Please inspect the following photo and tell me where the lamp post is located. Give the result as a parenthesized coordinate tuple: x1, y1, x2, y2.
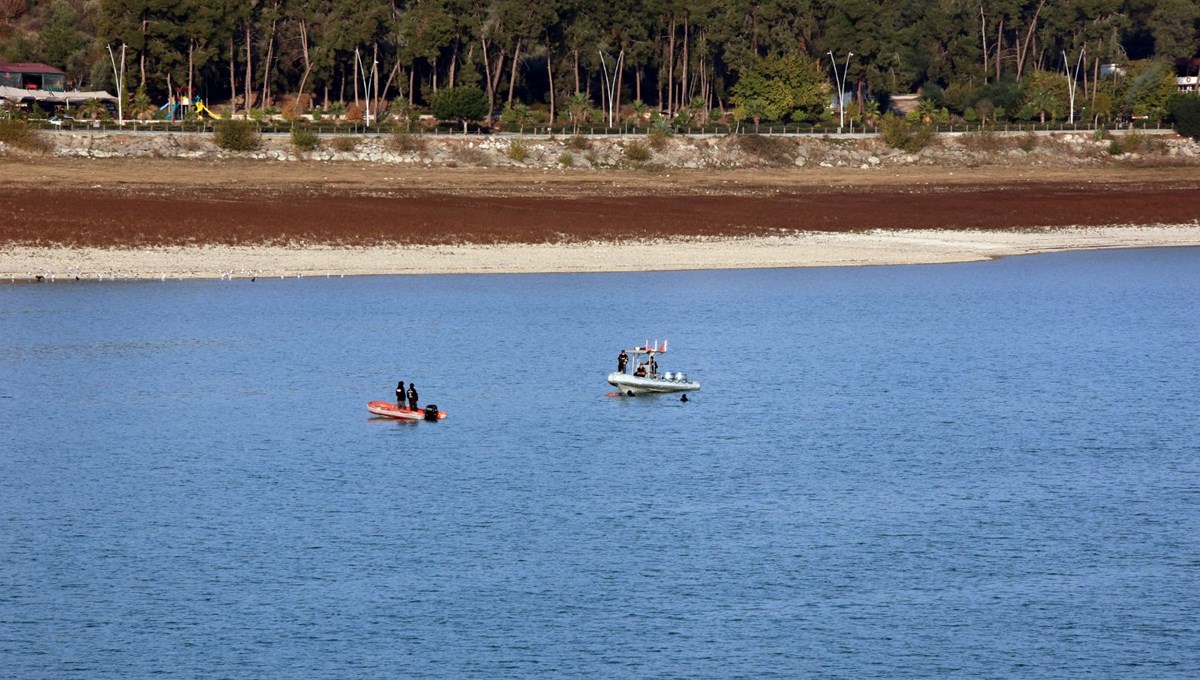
(107, 43, 126, 126)
(1063, 47, 1085, 124)
(599, 50, 624, 128)
(828, 51, 853, 133)
(354, 49, 378, 125)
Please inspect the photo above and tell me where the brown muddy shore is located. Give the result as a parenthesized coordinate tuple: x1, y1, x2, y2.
(2, 160, 1198, 248)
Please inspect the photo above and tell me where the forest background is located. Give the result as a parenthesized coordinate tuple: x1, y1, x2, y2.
(2, 0, 1199, 128)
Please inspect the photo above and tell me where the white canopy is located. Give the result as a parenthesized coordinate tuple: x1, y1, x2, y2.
(0, 85, 118, 106)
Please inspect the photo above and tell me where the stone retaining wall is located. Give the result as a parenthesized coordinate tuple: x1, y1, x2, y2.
(14, 128, 1200, 169)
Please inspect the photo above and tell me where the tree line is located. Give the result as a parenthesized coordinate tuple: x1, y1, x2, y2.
(2, 0, 1198, 126)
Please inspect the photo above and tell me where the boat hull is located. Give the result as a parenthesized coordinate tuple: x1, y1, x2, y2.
(367, 401, 446, 420)
(607, 372, 700, 396)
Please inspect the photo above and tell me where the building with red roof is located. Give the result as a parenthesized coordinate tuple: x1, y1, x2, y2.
(0, 63, 68, 92)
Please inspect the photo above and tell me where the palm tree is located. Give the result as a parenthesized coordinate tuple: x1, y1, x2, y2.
(630, 99, 649, 126)
(917, 97, 938, 125)
(566, 92, 592, 133)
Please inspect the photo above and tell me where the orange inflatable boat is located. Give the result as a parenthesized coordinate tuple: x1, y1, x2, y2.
(367, 401, 447, 421)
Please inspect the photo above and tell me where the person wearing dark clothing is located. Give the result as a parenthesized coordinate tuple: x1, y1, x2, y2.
(648, 354, 658, 377)
(617, 350, 629, 373)
(407, 384, 419, 411)
(396, 381, 405, 408)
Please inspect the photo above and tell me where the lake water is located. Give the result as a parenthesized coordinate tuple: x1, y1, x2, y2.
(3, 248, 1199, 678)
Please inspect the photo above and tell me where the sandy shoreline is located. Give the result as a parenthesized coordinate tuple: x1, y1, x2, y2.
(5, 225, 1199, 281)
(4, 158, 1200, 281)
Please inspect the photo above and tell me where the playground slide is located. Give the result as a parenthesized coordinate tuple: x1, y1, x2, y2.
(195, 102, 218, 119)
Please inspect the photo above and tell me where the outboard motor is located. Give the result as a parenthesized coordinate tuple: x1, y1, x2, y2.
(423, 404, 439, 421)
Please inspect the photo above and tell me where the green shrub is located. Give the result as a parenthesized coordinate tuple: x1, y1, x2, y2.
(507, 138, 528, 161)
(213, 119, 261, 151)
(648, 119, 673, 150)
(735, 134, 794, 165)
(1112, 130, 1167, 155)
(1016, 132, 1039, 152)
(1170, 97, 1200, 141)
(879, 114, 936, 153)
(451, 144, 488, 165)
(623, 140, 652, 163)
(557, 151, 575, 167)
(1108, 138, 1124, 155)
(0, 119, 52, 153)
(388, 130, 425, 153)
(330, 135, 359, 152)
(566, 134, 591, 151)
(959, 130, 1005, 153)
(290, 125, 320, 152)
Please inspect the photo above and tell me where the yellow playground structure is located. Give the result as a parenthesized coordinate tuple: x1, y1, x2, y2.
(195, 100, 219, 119)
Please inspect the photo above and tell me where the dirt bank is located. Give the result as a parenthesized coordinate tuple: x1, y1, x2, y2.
(2, 159, 1199, 248)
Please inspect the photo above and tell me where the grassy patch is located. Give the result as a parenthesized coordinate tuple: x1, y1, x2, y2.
(0, 119, 53, 153)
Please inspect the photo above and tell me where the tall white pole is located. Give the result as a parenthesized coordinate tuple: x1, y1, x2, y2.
(1064, 47, 1085, 124)
(599, 51, 623, 127)
(828, 51, 851, 132)
(107, 43, 125, 126)
(355, 49, 371, 125)
(843, 52, 853, 129)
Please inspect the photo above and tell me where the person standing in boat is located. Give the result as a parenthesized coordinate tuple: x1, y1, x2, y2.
(617, 349, 629, 373)
(648, 354, 658, 377)
(396, 380, 406, 408)
(407, 383, 419, 411)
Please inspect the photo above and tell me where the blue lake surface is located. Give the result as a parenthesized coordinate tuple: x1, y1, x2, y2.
(2, 248, 1199, 678)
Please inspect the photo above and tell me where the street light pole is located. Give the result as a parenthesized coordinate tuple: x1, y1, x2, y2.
(828, 51, 853, 132)
(1063, 47, 1085, 124)
(107, 43, 126, 126)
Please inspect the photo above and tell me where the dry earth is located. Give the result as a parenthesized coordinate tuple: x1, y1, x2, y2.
(2, 157, 1199, 279)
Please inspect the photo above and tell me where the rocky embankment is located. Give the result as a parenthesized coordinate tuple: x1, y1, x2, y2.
(11, 127, 1196, 170)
